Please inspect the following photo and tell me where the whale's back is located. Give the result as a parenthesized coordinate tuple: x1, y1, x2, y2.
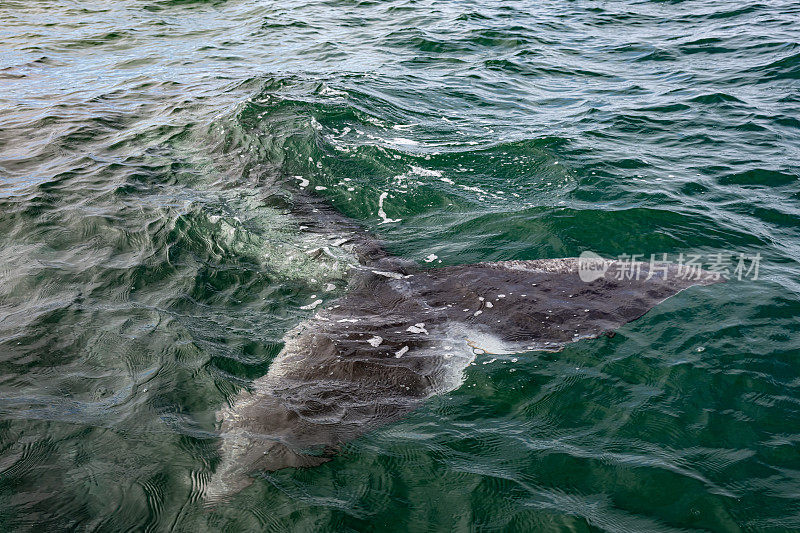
(206, 257, 720, 503)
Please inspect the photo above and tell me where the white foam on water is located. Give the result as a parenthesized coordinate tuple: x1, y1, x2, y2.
(300, 299, 323, 310)
(409, 165, 442, 178)
(377, 192, 401, 224)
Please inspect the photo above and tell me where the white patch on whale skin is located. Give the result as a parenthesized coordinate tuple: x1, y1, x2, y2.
(456, 327, 524, 357)
(394, 346, 409, 358)
(422, 323, 499, 394)
(406, 323, 428, 335)
(371, 270, 408, 279)
(367, 336, 383, 347)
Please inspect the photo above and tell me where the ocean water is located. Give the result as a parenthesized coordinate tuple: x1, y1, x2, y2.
(1, 0, 799, 531)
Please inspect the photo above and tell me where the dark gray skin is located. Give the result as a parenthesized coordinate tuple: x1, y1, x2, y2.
(205, 191, 721, 503)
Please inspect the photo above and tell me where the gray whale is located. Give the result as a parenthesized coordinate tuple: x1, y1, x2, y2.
(205, 191, 719, 503)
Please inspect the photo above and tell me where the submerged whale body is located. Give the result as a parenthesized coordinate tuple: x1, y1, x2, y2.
(205, 192, 720, 503)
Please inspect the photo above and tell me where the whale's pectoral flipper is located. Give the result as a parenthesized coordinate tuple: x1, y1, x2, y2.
(206, 257, 720, 503)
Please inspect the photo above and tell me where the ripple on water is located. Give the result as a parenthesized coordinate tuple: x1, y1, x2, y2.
(2, 0, 800, 530)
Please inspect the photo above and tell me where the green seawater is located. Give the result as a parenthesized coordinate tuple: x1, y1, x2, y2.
(1, 0, 799, 531)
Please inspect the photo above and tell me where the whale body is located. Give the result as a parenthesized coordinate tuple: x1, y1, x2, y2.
(205, 192, 719, 503)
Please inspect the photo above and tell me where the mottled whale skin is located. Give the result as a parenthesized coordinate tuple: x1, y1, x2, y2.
(205, 192, 719, 503)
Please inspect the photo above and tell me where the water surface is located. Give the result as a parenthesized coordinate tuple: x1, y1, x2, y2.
(1, 0, 799, 531)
